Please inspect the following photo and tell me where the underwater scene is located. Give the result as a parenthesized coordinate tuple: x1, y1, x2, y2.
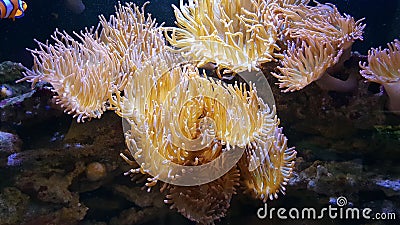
(0, 0, 400, 224)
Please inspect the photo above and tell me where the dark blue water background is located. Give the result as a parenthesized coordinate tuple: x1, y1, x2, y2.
(0, 0, 399, 67)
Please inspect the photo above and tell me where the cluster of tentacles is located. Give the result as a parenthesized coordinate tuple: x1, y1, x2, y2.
(111, 47, 296, 224)
(166, 0, 365, 92)
(360, 39, 400, 115)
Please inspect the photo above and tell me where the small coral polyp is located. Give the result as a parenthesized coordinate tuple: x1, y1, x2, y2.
(360, 39, 400, 115)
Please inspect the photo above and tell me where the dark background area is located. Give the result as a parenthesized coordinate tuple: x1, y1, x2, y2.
(0, 0, 175, 67)
(319, 0, 400, 54)
(0, 0, 399, 67)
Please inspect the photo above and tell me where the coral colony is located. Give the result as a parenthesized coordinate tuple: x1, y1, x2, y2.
(17, 0, 399, 224)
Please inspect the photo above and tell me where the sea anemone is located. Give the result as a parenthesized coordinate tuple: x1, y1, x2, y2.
(112, 51, 280, 186)
(112, 50, 296, 222)
(18, 2, 167, 122)
(270, 2, 364, 92)
(239, 127, 296, 201)
(164, 0, 281, 74)
(99, 2, 166, 89)
(273, 3, 365, 49)
(360, 39, 400, 115)
(18, 29, 119, 122)
(272, 37, 342, 92)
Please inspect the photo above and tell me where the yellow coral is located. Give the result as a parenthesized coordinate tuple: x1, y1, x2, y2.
(99, 2, 166, 89)
(360, 39, 400, 84)
(360, 39, 400, 114)
(19, 29, 119, 122)
(239, 127, 296, 201)
(111, 50, 296, 210)
(269, 2, 364, 92)
(164, 0, 280, 73)
(272, 37, 340, 92)
(111, 50, 285, 184)
(18, 2, 167, 122)
(273, 3, 365, 49)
